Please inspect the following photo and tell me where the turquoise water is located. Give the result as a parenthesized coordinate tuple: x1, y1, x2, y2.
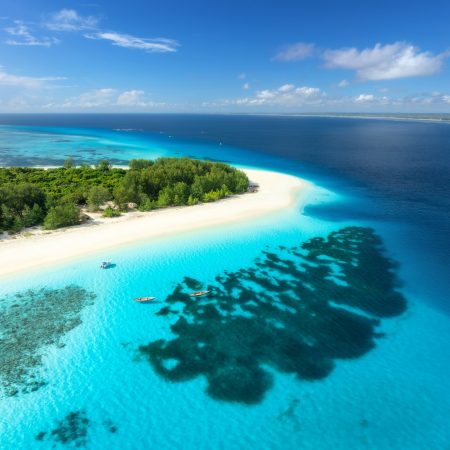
(0, 125, 171, 166)
(0, 120, 449, 449)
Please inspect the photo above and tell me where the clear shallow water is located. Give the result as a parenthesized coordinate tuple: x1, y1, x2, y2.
(0, 115, 449, 449)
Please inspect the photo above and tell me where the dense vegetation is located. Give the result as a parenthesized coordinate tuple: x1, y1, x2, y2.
(0, 158, 249, 233)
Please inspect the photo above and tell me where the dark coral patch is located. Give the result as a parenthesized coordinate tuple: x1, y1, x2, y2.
(156, 306, 177, 316)
(140, 227, 407, 404)
(35, 412, 118, 447)
(36, 411, 90, 447)
(102, 419, 118, 434)
(0, 286, 95, 397)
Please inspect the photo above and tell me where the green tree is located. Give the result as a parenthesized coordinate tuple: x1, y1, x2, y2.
(43, 204, 81, 230)
(113, 186, 130, 211)
(64, 157, 74, 169)
(129, 159, 154, 171)
(203, 190, 221, 202)
(172, 182, 189, 205)
(120, 170, 142, 204)
(138, 193, 155, 211)
(59, 190, 86, 207)
(22, 204, 45, 227)
(157, 186, 174, 207)
(190, 177, 204, 199)
(102, 206, 121, 218)
(9, 216, 23, 234)
(87, 185, 111, 211)
(234, 171, 249, 193)
(187, 195, 199, 206)
(219, 184, 231, 197)
(96, 159, 112, 171)
(0, 205, 16, 231)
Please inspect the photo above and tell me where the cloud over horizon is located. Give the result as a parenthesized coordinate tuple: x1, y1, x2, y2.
(41, 87, 164, 110)
(232, 83, 324, 106)
(0, 66, 65, 89)
(354, 94, 375, 103)
(117, 90, 147, 106)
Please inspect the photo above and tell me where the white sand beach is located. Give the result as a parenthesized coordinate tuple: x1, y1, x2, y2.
(0, 169, 309, 279)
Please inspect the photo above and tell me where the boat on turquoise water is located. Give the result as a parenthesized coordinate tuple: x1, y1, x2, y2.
(134, 296, 157, 303)
(189, 290, 211, 297)
(100, 261, 113, 269)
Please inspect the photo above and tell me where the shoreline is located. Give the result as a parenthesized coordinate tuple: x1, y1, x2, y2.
(0, 169, 309, 280)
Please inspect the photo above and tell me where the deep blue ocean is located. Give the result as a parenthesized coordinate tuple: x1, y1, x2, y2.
(0, 114, 449, 449)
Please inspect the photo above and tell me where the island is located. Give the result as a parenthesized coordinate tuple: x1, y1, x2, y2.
(0, 157, 307, 278)
(0, 157, 250, 232)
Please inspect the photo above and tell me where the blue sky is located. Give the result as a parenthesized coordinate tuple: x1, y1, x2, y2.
(1, 0, 450, 112)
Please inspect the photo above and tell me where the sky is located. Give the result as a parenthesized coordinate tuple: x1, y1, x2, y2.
(1, 0, 450, 113)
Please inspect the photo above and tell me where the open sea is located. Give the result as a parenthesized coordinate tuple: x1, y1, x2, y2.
(0, 114, 449, 449)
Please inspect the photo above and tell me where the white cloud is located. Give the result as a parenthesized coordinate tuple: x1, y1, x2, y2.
(242, 82, 250, 90)
(60, 88, 117, 108)
(405, 92, 450, 105)
(45, 9, 98, 31)
(295, 87, 321, 96)
(50, 88, 164, 109)
(338, 79, 349, 87)
(355, 94, 375, 103)
(232, 83, 324, 106)
(4, 20, 58, 46)
(353, 92, 450, 107)
(16, 9, 179, 55)
(1, 96, 32, 110)
(84, 32, 179, 53)
(256, 89, 276, 100)
(278, 84, 295, 92)
(274, 42, 315, 61)
(323, 42, 446, 81)
(0, 67, 65, 89)
(237, 73, 246, 80)
(117, 90, 147, 106)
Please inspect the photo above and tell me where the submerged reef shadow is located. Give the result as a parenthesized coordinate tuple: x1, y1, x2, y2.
(0, 285, 95, 397)
(36, 411, 90, 448)
(35, 411, 118, 448)
(139, 227, 407, 404)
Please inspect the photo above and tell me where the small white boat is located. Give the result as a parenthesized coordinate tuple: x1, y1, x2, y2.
(134, 296, 157, 303)
(189, 290, 211, 297)
(100, 261, 113, 269)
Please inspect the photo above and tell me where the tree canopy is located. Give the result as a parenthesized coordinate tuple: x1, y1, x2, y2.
(0, 157, 249, 233)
